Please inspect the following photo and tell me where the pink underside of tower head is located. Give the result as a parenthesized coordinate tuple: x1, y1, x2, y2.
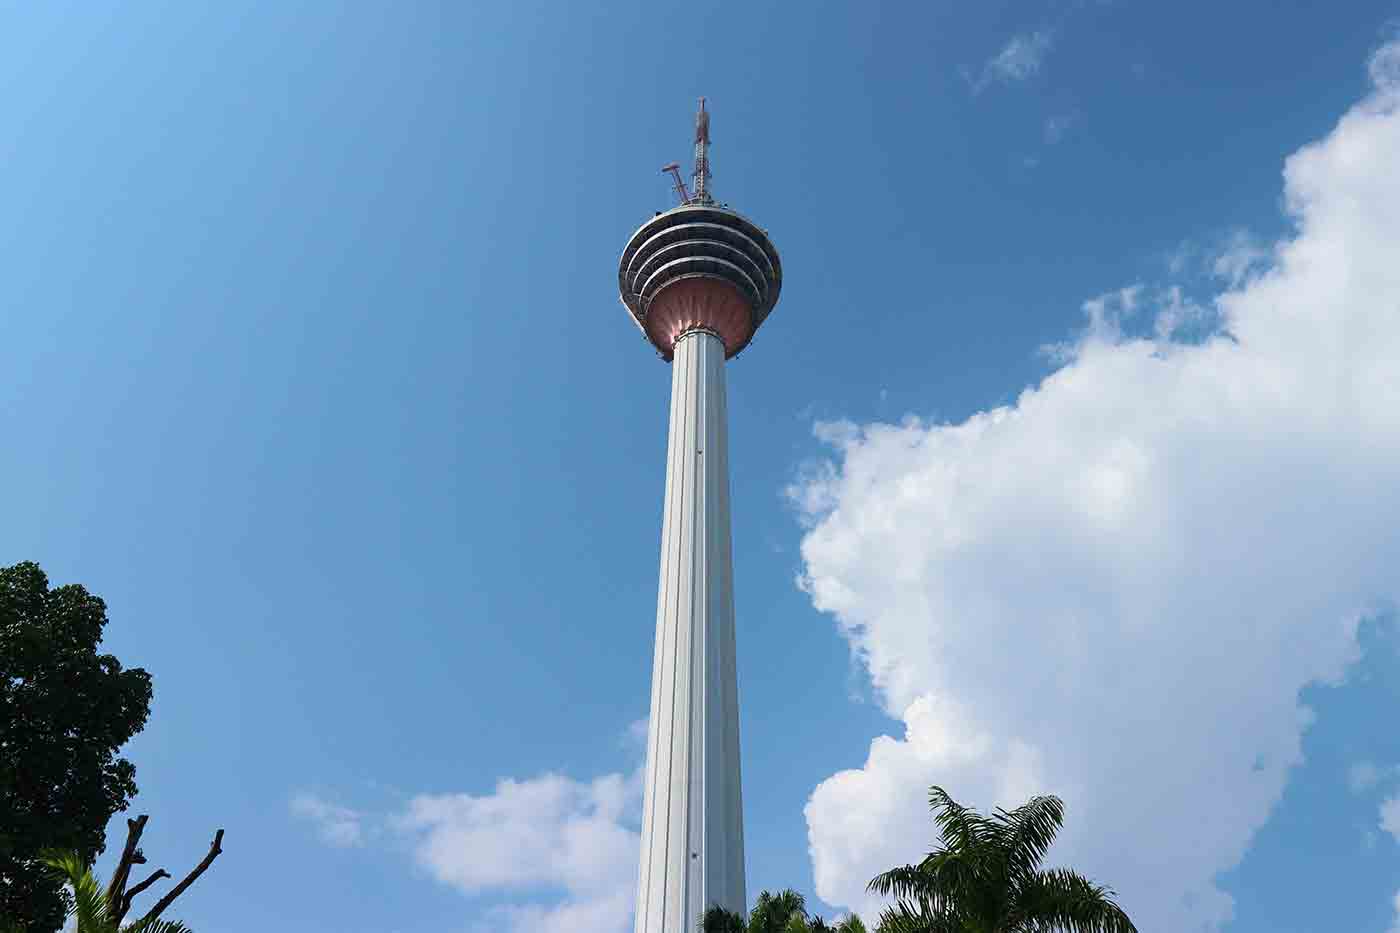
(645, 278, 753, 361)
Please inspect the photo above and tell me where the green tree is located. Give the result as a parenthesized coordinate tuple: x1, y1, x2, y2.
(1, 561, 154, 931)
(868, 786, 1137, 933)
(701, 905, 748, 933)
(700, 892, 867, 933)
(750, 889, 808, 933)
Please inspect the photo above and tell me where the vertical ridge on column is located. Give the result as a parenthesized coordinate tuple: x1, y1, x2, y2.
(636, 335, 675, 926)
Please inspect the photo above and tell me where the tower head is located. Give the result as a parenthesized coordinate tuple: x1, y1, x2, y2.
(618, 100, 783, 361)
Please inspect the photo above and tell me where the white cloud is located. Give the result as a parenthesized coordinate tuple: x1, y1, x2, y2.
(398, 770, 641, 933)
(1044, 114, 1075, 144)
(794, 39, 1400, 931)
(966, 30, 1055, 93)
(1371, 36, 1400, 88)
(296, 723, 647, 933)
(625, 717, 650, 753)
(1150, 285, 1210, 341)
(1381, 794, 1400, 842)
(1390, 888, 1400, 933)
(1039, 284, 1145, 361)
(1164, 230, 1269, 285)
(1211, 230, 1269, 287)
(1349, 760, 1383, 793)
(290, 792, 365, 848)
(989, 30, 1054, 82)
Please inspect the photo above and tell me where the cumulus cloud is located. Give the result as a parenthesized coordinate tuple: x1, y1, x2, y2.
(1381, 794, 1400, 842)
(1041, 283, 1196, 362)
(1211, 230, 1270, 287)
(294, 723, 646, 932)
(1164, 230, 1270, 285)
(966, 30, 1055, 92)
(1370, 36, 1400, 87)
(398, 770, 641, 933)
(290, 792, 365, 848)
(794, 39, 1400, 931)
(1349, 760, 1383, 793)
(1390, 888, 1400, 933)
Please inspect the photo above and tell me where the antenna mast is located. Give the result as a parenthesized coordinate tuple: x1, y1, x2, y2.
(657, 99, 715, 207)
(692, 97, 713, 204)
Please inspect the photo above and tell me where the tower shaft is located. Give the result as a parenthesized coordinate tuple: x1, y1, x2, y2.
(635, 328, 745, 932)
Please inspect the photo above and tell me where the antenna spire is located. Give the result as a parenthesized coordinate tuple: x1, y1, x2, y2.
(692, 97, 713, 204)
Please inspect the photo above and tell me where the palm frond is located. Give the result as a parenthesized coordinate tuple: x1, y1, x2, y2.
(926, 786, 992, 855)
(991, 794, 1064, 882)
(124, 921, 194, 933)
(1010, 867, 1136, 933)
(834, 915, 869, 933)
(874, 900, 966, 933)
(40, 849, 113, 932)
(699, 905, 747, 933)
(868, 849, 985, 917)
(36, 849, 199, 933)
(751, 889, 810, 933)
(868, 864, 934, 901)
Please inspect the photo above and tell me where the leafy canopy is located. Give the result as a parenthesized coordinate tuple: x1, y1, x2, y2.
(700, 890, 867, 933)
(1, 561, 153, 932)
(868, 786, 1137, 933)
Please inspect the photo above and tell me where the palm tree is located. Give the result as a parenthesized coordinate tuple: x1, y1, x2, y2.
(868, 786, 1137, 933)
(750, 889, 809, 933)
(702, 905, 749, 933)
(802, 914, 869, 933)
(701, 891, 868, 933)
(39, 851, 193, 933)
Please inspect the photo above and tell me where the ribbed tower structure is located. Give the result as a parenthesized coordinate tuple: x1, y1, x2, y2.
(618, 100, 782, 933)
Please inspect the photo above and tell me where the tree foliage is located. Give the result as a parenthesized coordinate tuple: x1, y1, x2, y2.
(1, 561, 153, 931)
(34, 849, 193, 933)
(868, 786, 1137, 933)
(750, 889, 808, 933)
(702, 905, 749, 933)
(699, 890, 866, 933)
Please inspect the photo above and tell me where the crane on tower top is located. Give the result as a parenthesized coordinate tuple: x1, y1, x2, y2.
(661, 162, 690, 204)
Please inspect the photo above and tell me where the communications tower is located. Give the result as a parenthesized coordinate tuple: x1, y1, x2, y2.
(618, 99, 783, 933)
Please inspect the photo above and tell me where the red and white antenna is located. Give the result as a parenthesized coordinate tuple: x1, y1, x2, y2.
(692, 97, 712, 204)
(659, 98, 715, 206)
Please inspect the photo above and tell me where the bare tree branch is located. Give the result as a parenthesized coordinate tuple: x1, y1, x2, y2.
(136, 829, 224, 926)
(115, 868, 171, 924)
(104, 814, 149, 906)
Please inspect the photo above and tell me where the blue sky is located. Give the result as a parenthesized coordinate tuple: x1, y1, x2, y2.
(4, 2, 1400, 931)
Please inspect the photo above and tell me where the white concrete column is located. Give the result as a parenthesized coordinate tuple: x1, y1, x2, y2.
(634, 328, 746, 933)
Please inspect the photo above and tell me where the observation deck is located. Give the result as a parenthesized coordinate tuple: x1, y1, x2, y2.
(617, 202, 782, 361)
